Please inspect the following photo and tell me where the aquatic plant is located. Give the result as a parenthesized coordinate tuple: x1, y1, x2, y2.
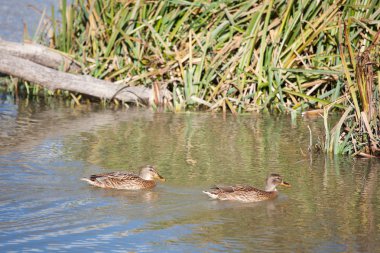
(322, 30, 380, 156)
(25, 0, 376, 113)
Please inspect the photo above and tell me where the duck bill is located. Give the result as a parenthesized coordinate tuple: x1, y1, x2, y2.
(156, 173, 166, 182)
(281, 181, 291, 187)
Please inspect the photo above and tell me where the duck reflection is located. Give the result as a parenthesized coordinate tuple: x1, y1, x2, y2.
(87, 187, 161, 204)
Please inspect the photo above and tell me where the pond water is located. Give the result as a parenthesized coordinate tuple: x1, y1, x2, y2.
(2, 1, 380, 252)
(0, 95, 379, 252)
(0, 0, 60, 42)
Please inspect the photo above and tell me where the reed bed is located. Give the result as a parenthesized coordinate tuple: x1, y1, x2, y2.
(322, 30, 380, 156)
(28, 0, 376, 112)
(19, 0, 380, 155)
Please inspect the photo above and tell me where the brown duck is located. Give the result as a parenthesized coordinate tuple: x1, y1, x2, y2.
(203, 173, 290, 202)
(81, 165, 165, 190)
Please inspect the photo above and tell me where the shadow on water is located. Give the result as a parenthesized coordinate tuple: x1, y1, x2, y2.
(0, 96, 380, 252)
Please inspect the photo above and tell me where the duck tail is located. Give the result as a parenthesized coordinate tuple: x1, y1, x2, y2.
(81, 177, 98, 186)
(202, 190, 219, 199)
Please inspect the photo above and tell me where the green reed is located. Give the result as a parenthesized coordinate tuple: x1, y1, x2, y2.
(322, 28, 380, 157)
(41, 0, 378, 112)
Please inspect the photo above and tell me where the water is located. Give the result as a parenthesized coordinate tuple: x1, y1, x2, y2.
(1, 96, 380, 252)
(1, 1, 380, 252)
(0, 0, 60, 42)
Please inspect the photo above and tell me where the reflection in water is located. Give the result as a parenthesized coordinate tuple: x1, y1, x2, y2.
(0, 97, 380, 252)
(357, 162, 378, 253)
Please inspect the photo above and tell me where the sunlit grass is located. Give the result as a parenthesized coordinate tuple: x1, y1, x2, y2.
(28, 0, 376, 114)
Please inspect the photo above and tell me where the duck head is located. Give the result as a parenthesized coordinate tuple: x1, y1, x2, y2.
(139, 165, 165, 182)
(265, 173, 290, 191)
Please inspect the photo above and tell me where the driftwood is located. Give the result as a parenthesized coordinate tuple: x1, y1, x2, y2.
(0, 39, 81, 72)
(0, 39, 168, 105)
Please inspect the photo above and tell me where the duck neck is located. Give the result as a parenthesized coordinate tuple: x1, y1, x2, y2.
(140, 174, 154, 181)
(265, 185, 277, 192)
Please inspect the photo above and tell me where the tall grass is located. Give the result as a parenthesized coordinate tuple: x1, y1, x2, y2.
(30, 0, 378, 114)
(323, 30, 380, 156)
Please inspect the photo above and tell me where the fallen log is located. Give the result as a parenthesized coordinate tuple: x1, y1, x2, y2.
(0, 38, 81, 72)
(0, 52, 166, 104)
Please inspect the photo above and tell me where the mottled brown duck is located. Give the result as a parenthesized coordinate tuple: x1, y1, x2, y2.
(81, 165, 165, 190)
(203, 173, 290, 202)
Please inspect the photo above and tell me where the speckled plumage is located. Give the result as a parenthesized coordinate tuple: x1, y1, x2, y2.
(81, 165, 165, 190)
(203, 174, 290, 202)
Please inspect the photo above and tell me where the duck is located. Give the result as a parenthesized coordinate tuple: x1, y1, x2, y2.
(202, 173, 290, 202)
(81, 165, 165, 190)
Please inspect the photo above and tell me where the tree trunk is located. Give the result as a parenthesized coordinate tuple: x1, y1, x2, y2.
(0, 39, 81, 72)
(0, 39, 169, 105)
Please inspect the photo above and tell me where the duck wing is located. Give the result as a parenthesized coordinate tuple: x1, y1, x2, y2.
(83, 171, 143, 189)
(204, 184, 276, 202)
(210, 184, 257, 193)
(89, 172, 139, 182)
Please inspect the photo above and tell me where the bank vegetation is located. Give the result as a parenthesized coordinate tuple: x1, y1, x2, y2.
(1, 0, 379, 156)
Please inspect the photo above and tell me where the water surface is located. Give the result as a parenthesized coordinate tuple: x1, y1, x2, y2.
(2, 1, 380, 252)
(0, 0, 61, 42)
(0, 96, 380, 252)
